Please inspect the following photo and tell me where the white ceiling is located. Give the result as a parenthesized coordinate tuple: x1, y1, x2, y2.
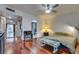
(7, 4, 79, 16)
(7, 4, 42, 16)
(6, 4, 79, 27)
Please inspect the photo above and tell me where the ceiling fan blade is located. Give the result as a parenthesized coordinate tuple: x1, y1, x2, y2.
(53, 4, 59, 8)
(42, 4, 45, 7)
(47, 4, 50, 9)
(52, 10, 57, 13)
(75, 26, 79, 31)
(47, 4, 50, 7)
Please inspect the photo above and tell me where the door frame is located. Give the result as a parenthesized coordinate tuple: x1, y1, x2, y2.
(6, 23, 15, 42)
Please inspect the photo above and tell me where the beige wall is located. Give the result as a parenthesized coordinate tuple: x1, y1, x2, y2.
(37, 12, 78, 37)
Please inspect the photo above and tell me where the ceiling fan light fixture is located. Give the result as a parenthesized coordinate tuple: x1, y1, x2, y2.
(45, 9, 51, 13)
(42, 4, 59, 13)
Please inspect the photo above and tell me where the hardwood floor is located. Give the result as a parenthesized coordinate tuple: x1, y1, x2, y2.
(4, 37, 79, 54)
(5, 38, 52, 54)
(75, 44, 79, 54)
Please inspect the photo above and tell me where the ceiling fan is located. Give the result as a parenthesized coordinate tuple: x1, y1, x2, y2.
(42, 4, 59, 13)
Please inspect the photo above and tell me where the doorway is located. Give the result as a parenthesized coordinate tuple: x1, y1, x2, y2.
(5, 16, 22, 53)
(6, 23, 15, 42)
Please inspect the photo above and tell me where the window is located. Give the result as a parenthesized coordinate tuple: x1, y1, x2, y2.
(32, 20, 37, 35)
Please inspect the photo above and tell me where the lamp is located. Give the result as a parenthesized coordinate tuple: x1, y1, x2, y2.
(42, 24, 49, 36)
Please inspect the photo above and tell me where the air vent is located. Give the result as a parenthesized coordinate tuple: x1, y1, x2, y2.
(6, 7, 15, 12)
